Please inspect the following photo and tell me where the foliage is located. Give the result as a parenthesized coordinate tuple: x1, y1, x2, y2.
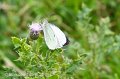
(0, 0, 120, 79)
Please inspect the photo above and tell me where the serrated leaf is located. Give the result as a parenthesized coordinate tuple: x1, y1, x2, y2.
(23, 44, 31, 51)
(11, 37, 21, 48)
(48, 75, 59, 79)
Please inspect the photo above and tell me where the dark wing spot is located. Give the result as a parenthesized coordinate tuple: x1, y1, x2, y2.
(63, 36, 70, 46)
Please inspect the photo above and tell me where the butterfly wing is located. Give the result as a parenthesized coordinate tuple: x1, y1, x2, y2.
(42, 20, 60, 50)
(42, 20, 67, 50)
(50, 24, 67, 47)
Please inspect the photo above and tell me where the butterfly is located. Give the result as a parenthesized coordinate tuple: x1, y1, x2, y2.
(41, 20, 69, 50)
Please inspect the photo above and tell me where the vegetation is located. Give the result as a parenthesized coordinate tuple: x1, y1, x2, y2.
(0, 0, 120, 79)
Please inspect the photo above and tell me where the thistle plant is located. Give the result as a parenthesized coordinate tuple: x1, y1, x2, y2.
(29, 23, 42, 40)
(11, 20, 84, 79)
(6, 5, 120, 79)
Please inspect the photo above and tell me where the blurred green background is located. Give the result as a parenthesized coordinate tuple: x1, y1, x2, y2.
(0, 0, 120, 79)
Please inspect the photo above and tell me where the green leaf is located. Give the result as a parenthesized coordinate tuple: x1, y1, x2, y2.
(23, 43, 31, 51)
(11, 37, 21, 48)
(48, 75, 59, 79)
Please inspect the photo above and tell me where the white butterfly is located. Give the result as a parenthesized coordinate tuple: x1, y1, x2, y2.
(41, 20, 69, 50)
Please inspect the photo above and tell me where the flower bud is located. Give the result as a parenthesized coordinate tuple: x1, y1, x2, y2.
(29, 23, 42, 40)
